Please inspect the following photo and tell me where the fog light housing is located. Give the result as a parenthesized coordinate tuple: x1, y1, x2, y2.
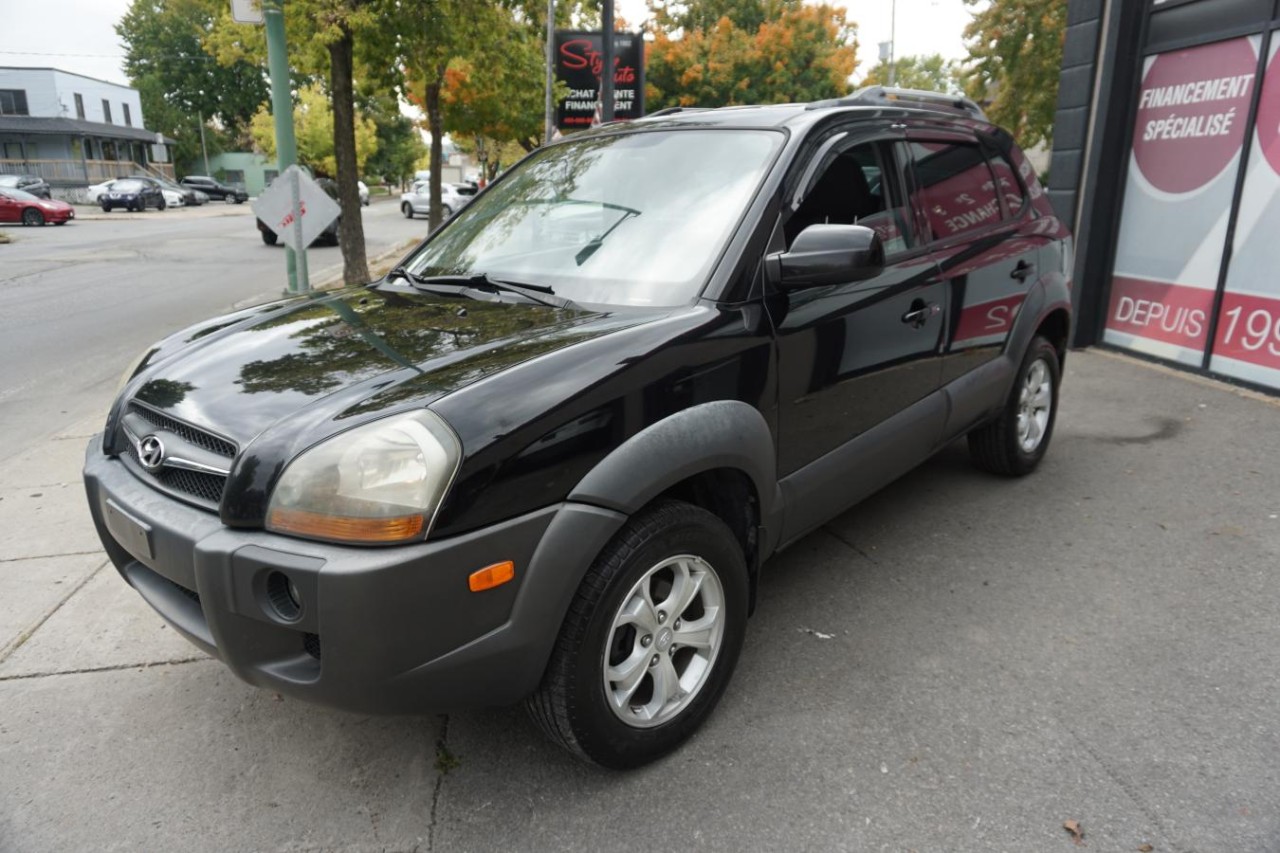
(267, 571, 302, 621)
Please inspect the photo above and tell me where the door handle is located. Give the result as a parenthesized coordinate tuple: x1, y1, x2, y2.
(901, 301, 939, 328)
(1011, 260, 1036, 282)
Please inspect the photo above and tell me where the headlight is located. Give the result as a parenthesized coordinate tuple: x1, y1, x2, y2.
(266, 410, 462, 545)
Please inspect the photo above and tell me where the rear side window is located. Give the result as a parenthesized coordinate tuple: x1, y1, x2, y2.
(906, 141, 1002, 242)
(986, 150, 1027, 216)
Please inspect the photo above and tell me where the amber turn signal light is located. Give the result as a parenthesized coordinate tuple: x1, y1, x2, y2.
(469, 561, 515, 592)
(267, 508, 424, 543)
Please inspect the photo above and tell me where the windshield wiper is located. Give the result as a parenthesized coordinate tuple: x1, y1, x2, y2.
(401, 272, 573, 310)
(575, 209, 640, 266)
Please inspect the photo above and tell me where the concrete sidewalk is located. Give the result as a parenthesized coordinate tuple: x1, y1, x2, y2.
(1, 350, 1277, 852)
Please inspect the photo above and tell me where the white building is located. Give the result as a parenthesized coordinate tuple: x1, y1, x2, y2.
(0, 67, 175, 191)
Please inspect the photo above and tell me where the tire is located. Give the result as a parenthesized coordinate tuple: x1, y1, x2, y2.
(21, 208, 45, 226)
(261, 229, 278, 246)
(101, 203, 112, 213)
(224, 195, 235, 205)
(442, 204, 453, 217)
(158, 198, 167, 211)
(401, 202, 414, 219)
(526, 500, 749, 769)
(968, 335, 1061, 476)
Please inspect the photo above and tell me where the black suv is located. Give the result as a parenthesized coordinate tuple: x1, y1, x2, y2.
(179, 175, 248, 203)
(0, 173, 51, 199)
(84, 88, 1072, 769)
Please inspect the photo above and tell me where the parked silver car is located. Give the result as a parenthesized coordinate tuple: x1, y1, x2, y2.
(399, 180, 476, 219)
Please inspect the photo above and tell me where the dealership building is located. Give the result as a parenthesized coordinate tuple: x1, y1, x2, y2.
(1048, 0, 1280, 392)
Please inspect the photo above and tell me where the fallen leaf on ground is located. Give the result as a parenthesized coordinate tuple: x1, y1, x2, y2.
(1063, 819, 1084, 845)
(1138, 844, 1153, 852)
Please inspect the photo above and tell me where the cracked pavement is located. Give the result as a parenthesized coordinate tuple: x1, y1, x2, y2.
(2, 311, 1279, 849)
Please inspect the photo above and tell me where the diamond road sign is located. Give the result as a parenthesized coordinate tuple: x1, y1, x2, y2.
(252, 165, 341, 254)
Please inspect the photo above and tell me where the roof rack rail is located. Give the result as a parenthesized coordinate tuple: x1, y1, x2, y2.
(646, 106, 709, 117)
(808, 86, 987, 121)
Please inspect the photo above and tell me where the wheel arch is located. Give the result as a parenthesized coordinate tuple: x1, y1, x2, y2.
(568, 400, 778, 612)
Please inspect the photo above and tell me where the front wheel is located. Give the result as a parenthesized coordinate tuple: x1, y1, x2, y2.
(401, 202, 414, 219)
(968, 335, 1061, 476)
(526, 500, 748, 769)
(22, 208, 45, 226)
(261, 229, 277, 246)
(157, 198, 166, 211)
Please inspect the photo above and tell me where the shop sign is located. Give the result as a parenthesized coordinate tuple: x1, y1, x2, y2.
(1210, 40, 1280, 389)
(554, 31, 645, 130)
(1104, 36, 1260, 366)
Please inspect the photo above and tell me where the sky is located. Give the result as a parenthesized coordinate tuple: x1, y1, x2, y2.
(0, 0, 978, 88)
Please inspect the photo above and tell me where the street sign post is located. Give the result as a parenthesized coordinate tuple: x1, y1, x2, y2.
(252, 165, 340, 291)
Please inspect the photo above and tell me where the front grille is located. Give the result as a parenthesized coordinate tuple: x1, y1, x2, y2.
(303, 633, 322, 661)
(124, 442, 228, 506)
(129, 403, 237, 458)
(121, 404, 236, 508)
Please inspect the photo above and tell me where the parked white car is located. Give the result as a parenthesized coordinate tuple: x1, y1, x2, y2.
(160, 188, 185, 208)
(86, 180, 113, 203)
(358, 180, 370, 206)
(399, 180, 476, 219)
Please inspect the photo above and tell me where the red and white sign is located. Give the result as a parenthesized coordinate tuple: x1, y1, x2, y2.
(1131, 38, 1256, 194)
(1210, 40, 1280, 388)
(1106, 36, 1259, 367)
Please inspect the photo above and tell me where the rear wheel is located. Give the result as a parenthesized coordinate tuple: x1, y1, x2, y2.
(261, 229, 278, 246)
(968, 335, 1060, 476)
(21, 208, 45, 226)
(526, 500, 748, 769)
(224, 195, 235, 205)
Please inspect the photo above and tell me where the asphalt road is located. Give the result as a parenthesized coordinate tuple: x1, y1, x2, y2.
(0, 199, 426, 469)
(1, 210, 1279, 851)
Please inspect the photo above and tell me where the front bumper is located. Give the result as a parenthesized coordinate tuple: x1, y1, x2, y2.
(84, 438, 626, 713)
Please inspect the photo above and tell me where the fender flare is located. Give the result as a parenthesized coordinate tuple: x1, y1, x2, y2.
(569, 400, 777, 523)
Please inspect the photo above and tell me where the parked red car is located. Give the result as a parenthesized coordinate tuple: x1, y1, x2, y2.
(0, 187, 75, 226)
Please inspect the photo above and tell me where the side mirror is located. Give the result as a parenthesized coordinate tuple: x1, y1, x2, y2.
(766, 224, 885, 290)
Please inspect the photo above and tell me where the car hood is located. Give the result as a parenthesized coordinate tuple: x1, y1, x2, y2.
(122, 284, 653, 449)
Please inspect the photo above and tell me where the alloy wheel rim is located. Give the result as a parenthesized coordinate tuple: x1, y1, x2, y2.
(1016, 358, 1053, 453)
(602, 554, 725, 729)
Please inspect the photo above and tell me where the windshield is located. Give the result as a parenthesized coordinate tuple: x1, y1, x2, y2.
(0, 176, 21, 187)
(113, 180, 145, 192)
(402, 129, 782, 307)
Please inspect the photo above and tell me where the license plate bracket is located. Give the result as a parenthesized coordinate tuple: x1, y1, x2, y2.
(104, 497, 154, 562)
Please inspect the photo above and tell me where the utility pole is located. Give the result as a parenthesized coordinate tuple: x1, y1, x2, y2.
(262, 0, 307, 294)
(888, 0, 897, 86)
(544, 0, 556, 144)
(601, 0, 614, 122)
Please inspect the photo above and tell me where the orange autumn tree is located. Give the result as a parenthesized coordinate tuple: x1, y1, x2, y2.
(646, 0, 858, 109)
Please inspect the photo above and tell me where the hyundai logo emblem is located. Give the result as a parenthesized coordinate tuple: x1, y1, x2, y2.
(138, 435, 166, 471)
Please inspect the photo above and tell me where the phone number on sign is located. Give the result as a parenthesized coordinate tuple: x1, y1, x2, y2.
(1215, 293, 1280, 368)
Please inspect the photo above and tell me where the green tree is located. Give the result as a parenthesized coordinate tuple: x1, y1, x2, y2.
(116, 0, 268, 167)
(645, 2, 857, 109)
(363, 110, 428, 186)
(962, 0, 1067, 148)
(249, 83, 378, 177)
(860, 53, 963, 95)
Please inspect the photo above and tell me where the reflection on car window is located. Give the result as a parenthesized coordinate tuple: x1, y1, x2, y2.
(986, 151, 1026, 217)
(405, 129, 782, 308)
(907, 141, 1002, 241)
(788, 141, 912, 255)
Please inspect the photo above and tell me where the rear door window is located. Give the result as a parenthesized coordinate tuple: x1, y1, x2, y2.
(905, 140, 1003, 243)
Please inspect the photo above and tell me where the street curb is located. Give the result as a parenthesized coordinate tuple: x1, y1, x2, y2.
(231, 237, 418, 310)
(74, 205, 254, 222)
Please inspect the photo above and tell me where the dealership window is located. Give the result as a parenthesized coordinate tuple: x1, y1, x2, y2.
(102, 99, 112, 124)
(0, 89, 29, 116)
(74, 93, 85, 119)
(123, 103, 132, 127)
(906, 140, 1002, 242)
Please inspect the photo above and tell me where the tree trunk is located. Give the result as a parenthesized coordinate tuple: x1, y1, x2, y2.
(329, 23, 369, 284)
(425, 65, 445, 232)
